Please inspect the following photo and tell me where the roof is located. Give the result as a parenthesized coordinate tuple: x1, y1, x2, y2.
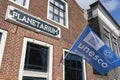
(89, 0, 120, 28)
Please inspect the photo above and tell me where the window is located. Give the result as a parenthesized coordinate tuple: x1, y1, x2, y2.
(24, 42, 48, 72)
(64, 51, 83, 80)
(103, 29, 111, 48)
(103, 28, 119, 56)
(48, 0, 68, 28)
(10, 0, 30, 9)
(112, 36, 119, 56)
(87, 9, 93, 19)
(19, 38, 53, 80)
(0, 29, 7, 68)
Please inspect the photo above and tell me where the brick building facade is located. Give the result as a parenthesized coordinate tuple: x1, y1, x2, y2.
(0, 0, 116, 80)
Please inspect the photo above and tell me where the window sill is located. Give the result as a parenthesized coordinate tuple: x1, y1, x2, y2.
(9, 0, 29, 9)
(47, 18, 69, 29)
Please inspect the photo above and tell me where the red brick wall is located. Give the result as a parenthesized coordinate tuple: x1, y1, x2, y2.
(0, 0, 99, 80)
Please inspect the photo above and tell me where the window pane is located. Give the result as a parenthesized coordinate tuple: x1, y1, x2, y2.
(104, 30, 109, 37)
(53, 14, 59, 22)
(24, 43, 48, 72)
(77, 61, 82, 69)
(54, 7, 59, 15)
(60, 4, 64, 10)
(55, 1, 59, 7)
(60, 11, 64, 17)
(71, 60, 77, 68)
(49, 4, 53, 12)
(65, 69, 70, 80)
(23, 76, 46, 80)
(49, 11, 53, 20)
(113, 37, 118, 55)
(103, 29, 110, 48)
(104, 37, 110, 47)
(77, 71, 82, 80)
(60, 18, 64, 25)
(71, 70, 77, 80)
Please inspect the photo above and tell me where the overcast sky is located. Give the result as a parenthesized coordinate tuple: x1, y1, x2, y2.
(76, 0, 120, 23)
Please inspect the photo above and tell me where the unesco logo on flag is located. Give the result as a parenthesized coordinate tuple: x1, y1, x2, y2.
(103, 50, 113, 58)
(83, 32, 105, 51)
(102, 49, 119, 64)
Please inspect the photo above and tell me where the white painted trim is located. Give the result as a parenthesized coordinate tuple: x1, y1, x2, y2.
(111, 35, 120, 56)
(103, 26, 120, 57)
(9, 0, 30, 9)
(92, 8, 119, 36)
(18, 37, 53, 80)
(111, 34, 116, 51)
(103, 25, 110, 33)
(63, 49, 87, 80)
(83, 59, 87, 80)
(23, 70, 48, 78)
(0, 29, 7, 68)
(47, 0, 69, 29)
(62, 49, 69, 80)
(103, 26, 113, 49)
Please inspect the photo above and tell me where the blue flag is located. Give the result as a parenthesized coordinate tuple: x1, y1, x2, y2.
(69, 25, 120, 75)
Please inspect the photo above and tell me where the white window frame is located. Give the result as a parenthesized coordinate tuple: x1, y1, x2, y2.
(9, 0, 30, 9)
(63, 49, 87, 80)
(103, 26, 112, 48)
(112, 35, 119, 56)
(47, 0, 69, 29)
(19, 37, 53, 80)
(0, 29, 7, 68)
(103, 26, 120, 56)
